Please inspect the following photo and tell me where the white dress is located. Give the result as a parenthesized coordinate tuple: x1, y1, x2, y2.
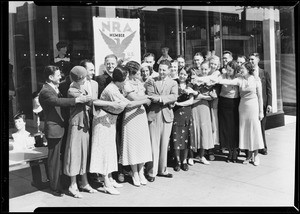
(119, 79, 152, 165)
(89, 82, 129, 175)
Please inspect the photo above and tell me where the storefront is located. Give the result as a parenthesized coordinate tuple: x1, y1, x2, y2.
(8, 3, 296, 128)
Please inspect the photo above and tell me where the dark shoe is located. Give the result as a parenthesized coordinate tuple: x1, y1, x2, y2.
(173, 162, 181, 172)
(50, 189, 65, 197)
(181, 163, 189, 171)
(146, 175, 155, 182)
(157, 173, 173, 178)
(259, 149, 268, 155)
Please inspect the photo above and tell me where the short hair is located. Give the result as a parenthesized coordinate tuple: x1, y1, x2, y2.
(177, 55, 185, 61)
(13, 112, 26, 122)
(241, 61, 255, 75)
(226, 60, 239, 76)
(159, 59, 171, 68)
(208, 55, 220, 64)
(56, 41, 68, 51)
(194, 52, 204, 58)
(44, 65, 59, 81)
(223, 50, 233, 56)
(112, 66, 128, 82)
(237, 55, 248, 61)
(249, 52, 260, 59)
(125, 61, 140, 76)
(79, 59, 93, 68)
(143, 52, 155, 60)
(104, 54, 117, 62)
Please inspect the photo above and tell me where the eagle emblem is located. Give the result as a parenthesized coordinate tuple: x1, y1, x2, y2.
(99, 29, 136, 59)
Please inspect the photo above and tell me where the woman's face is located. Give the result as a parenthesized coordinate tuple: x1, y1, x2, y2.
(226, 65, 235, 76)
(239, 65, 249, 76)
(209, 59, 219, 71)
(200, 63, 210, 76)
(170, 62, 178, 78)
(141, 67, 150, 80)
(178, 69, 188, 82)
(78, 77, 86, 86)
(132, 70, 142, 80)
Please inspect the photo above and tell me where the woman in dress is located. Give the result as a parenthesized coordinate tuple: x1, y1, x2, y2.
(89, 66, 150, 195)
(218, 60, 240, 163)
(216, 62, 264, 165)
(120, 61, 152, 187)
(171, 68, 195, 171)
(190, 60, 216, 165)
(63, 66, 97, 198)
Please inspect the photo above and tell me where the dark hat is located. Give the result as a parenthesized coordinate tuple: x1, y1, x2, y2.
(70, 66, 87, 82)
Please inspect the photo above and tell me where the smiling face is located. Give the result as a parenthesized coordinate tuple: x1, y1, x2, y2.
(239, 65, 249, 76)
(200, 62, 210, 76)
(170, 61, 178, 78)
(158, 64, 170, 79)
(177, 57, 185, 70)
(237, 57, 246, 66)
(178, 69, 188, 83)
(141, 66, 150, 80)
(209, 58, 219, 72)
(249, 55, 259, 67)
(194, 55, 204, 68)
(105, 57, 117, 75)
(144, 56, 155, 68)
(14, 118, 26, 131)
(223, 53, 233, 66)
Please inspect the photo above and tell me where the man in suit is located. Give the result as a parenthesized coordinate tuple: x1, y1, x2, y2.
(250, 53, 272, 155)
(143, 52, 159, 78)
(145, 60, 178, 182)
(39, 65, 92, 196)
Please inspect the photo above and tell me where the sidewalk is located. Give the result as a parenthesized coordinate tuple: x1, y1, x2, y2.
(9, 116, 296, 211)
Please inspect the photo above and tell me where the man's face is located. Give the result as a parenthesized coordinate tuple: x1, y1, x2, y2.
(249, 56, 259, 67)
(200, 63, 210, 76)
(14, 118, 26, 131)
(85, 62, 95, 80)
(158, 64, 170, 79)
(105, 57, 117, 74)
(50, 69, 62, 85)
(194, 55, 204, 68)
(177, 57, 185, 70)
(237, 57, 246, 66)
(144, 56, 155, 68)
(223, 53, 232, 66)
(161, 48, 168, 56)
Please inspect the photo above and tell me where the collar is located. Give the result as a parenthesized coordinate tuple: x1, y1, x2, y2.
(47, 82, 59, 93)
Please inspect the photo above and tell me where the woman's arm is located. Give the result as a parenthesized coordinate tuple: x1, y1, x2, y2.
(126, 91, 148, 101)
(256, 79, 264, 120)
(126, 98, 151, 108)
(93, 99, 122, 108)
(217, 76, 239, 86)
(175, 94, 194, 107)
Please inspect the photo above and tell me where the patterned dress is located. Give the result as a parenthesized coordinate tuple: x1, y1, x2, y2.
(89, 82, 129, 175)
(119, 79, 152, 165)
(171, 80, 195, 151)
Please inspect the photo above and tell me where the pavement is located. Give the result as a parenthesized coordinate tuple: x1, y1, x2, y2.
(8, 115, 297, 212)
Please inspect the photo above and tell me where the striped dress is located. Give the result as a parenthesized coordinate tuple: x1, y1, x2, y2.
(119, 79, 152, 165)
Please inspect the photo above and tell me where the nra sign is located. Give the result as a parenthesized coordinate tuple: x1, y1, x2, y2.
(93, 17, 141, 75)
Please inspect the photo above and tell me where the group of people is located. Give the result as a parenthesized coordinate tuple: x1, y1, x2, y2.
(36, 48, 272, 198)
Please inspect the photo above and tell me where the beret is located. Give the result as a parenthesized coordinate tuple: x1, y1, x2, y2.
(70, 66, 87, 82)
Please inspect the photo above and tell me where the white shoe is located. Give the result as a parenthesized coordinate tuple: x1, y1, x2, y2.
(103, 186, 120, 195)
(188, 158, 194, 166)
(111, 179, 123, 188)
(139, 174, 147, 186)
(253, 156, 260, 166)
(200, 157, 210, 165)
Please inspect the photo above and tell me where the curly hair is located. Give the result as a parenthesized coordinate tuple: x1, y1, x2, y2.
(241, 61, 255, 75)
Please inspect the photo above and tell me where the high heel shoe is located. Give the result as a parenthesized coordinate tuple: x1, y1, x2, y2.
(253, 156, 260, 166)
(79, 184, 97, 193)
(130, 171, 141, 187)
(111, 179, 123, 188)
(68, 187, 83, 198)
(139, 174, 147, 186)
(103, 185, 120, 195)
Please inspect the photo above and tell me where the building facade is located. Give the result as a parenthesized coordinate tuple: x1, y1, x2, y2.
(8, 3, 297, 128)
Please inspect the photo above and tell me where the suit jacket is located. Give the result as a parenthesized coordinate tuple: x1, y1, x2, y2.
(95, 71, 112, 98)
(68, 83, 89, 128)
(258, 68, 272, 108)
(39, 83, 76, 139)
(145, 76, 178, 123)
(88, 80, 99, 117)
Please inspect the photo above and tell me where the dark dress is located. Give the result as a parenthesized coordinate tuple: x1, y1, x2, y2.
(171, 80, 195, 151)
